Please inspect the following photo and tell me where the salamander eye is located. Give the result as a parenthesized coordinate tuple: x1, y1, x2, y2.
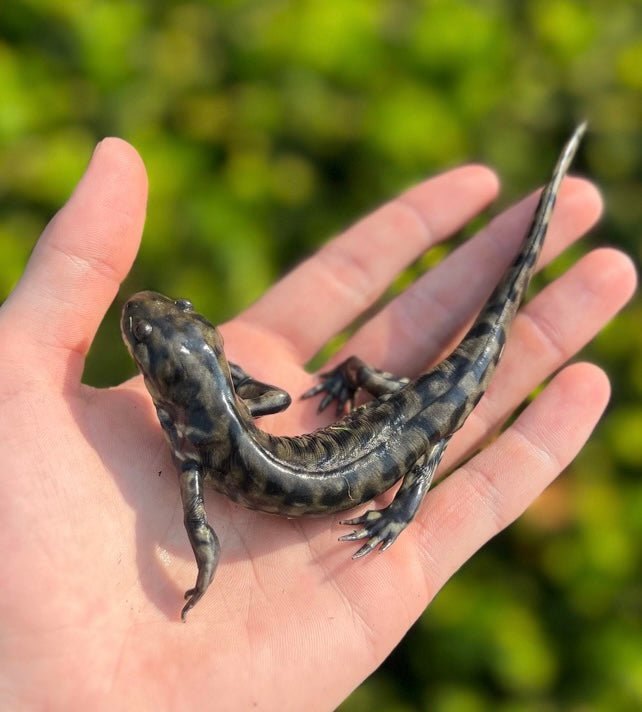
(175, 298, 193, 312)
(132, 319, 153, 341)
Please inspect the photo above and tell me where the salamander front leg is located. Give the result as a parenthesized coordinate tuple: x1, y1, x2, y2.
(302, 356, 411, 414)
(229, 362, 292, 417)
(340, 437, 450, 557)
(178, 463, 220, 621)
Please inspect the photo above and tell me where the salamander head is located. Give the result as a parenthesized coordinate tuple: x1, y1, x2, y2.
(121, 290, 231, 407)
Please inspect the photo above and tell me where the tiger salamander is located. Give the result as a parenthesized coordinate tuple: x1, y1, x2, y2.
(121, 124, 586, 619)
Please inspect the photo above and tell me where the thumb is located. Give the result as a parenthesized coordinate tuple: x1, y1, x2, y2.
(1, 138, 147, 383)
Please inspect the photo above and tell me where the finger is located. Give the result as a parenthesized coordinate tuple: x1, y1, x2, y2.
(1, 138, 147, 376)
(413, 361, 610, 595)
(336, 177, 602, 374)
(240, 165, 500, 360)
(446, 247, 636, 468)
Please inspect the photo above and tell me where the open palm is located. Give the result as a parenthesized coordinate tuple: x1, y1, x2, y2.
(0, 139, 635, 710)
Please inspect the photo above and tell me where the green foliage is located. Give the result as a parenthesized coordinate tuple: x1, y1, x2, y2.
(1, 0, 640, 708)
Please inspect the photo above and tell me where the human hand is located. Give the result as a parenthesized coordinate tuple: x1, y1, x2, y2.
(0, 139, 635, 710)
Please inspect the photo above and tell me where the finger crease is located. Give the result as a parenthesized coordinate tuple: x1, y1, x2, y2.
(518, 306, 568, 364)
(460, 461, 507, 534)
(511, 418, 564, 475)
(389, 286, 456, 364)
(392, 195, 435, 249)
(314, 244, 379, 311)
(45, 239, 122, 288)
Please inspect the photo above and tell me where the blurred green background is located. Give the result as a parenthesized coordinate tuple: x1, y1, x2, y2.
(1, 1, 640, 709)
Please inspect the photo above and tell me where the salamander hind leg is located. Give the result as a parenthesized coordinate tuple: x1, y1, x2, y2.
(340, 437, 450, 558)
(178, 464, 221, 621)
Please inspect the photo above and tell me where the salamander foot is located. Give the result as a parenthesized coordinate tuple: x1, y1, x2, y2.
(339, 508, 408, 558)
(182, 586, 205, 621)
(301, 365, 357, 414)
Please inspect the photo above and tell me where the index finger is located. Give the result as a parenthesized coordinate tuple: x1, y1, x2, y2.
(239, 165, 499, 361)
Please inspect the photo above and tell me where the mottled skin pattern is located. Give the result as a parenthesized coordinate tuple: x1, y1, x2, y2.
(121, 125, 586, 619)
